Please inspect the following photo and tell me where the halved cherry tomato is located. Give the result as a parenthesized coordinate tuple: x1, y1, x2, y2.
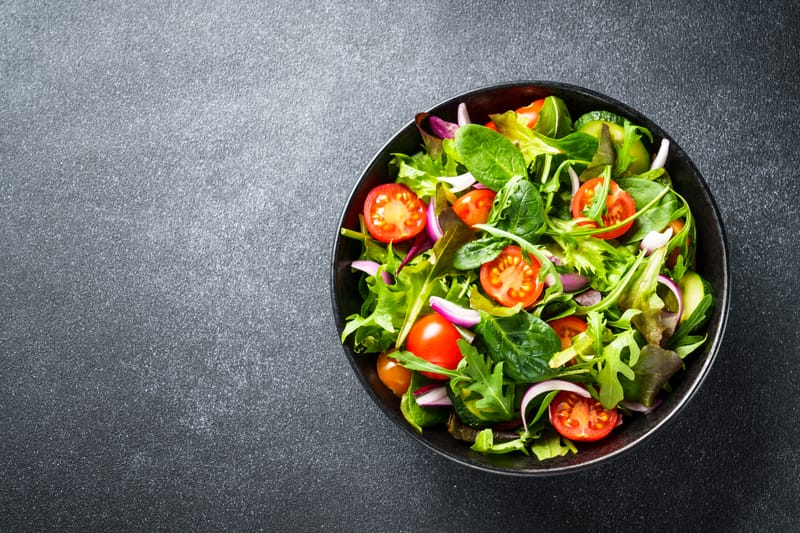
(363, 183, 427, 243)
(548, 316, 588, 350)
(484, 98, 546, 130)
(515, 98, 546, 128)
(452, 189, 496, 228)
(572, 177, 636, 240)
(548, 390, 619, 442)
(479, 245, 544, 308)
(406, 313, 463, 380)
(376, 351, 412, 397)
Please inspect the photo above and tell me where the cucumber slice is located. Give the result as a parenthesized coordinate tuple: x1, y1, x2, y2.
(447, 384, 490, 429)
(573, 110, 628, 131)
(678, 271, 711, 322)
(577, 119, 650, 175)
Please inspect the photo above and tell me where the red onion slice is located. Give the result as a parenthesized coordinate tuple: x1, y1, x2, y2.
(425, 196, 443, 241)
(640, 227, 673, 255)
(457, 102, 471, 126)
(414, 385, 453, 407)
(437, 172, 476, 193)
(428, 116, 459, 140)
(544, 272, 589, 291)
(520, 380, 591, 433)
(560, 273, 590, 292)
(429, 296, 480, 328)
(650, 139, 670, 170)
(412, 383, 439, 396)
(574, 289, 601, 307)
(396, 233, 432, 275)
(657, 274, 683, 325)
(568, 166, 580, 213)
(351, 260, 393, 285)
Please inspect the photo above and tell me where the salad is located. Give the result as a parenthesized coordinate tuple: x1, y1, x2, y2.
(340, 95, 714, 460)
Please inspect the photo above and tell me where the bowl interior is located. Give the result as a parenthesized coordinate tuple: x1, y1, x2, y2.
(331, 81, 729, 475)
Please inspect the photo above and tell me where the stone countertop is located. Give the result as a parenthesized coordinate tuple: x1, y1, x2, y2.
(1, 1, 798, 531)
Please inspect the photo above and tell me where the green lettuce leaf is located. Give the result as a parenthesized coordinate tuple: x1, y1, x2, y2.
(618, 247, 668, 345)
(621, 344, 682, 407)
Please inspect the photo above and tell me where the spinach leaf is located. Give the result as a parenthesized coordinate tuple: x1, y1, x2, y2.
(475, 311, 562, 382)
(487, 175, 545, 242)
(453, 236, 506, 270)
(617, 177, 680, 242)
(452, 175, 545, 270)
(454, 124, 528, 190)
(534, 96, 573, 138)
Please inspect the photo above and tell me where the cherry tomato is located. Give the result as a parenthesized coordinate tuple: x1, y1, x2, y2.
(548, 390, 619, 442)
(479, 245, 544, 308)
(376, 351, 412, 397)
(484, 99, 546, 130)
(548, 316, 588, 350)
(452, 189, 496, 228)
(514, 98, 546, 128)
(363, 183, 427, 243)
(406, 313, 463, 380)
(572, 177, 636, 240)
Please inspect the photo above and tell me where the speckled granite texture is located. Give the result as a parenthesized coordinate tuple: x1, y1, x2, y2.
(1, 1, 798, 531)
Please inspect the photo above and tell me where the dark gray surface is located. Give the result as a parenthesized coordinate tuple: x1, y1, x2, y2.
(1, 1, 797, 531)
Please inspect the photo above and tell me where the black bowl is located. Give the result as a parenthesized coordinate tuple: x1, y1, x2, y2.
(331, 81, 730, 476)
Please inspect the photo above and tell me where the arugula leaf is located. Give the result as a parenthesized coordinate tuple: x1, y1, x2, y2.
(454, 124, 528, 190)
(474, 311, 562, 382)
(341, 251, 407, 353)
(452, 341, 515, 423)
(667, 293, 714, 355)
(391, 340, 515, 425)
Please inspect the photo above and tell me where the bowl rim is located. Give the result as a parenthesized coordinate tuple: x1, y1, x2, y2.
(330, 80, 730, 476)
